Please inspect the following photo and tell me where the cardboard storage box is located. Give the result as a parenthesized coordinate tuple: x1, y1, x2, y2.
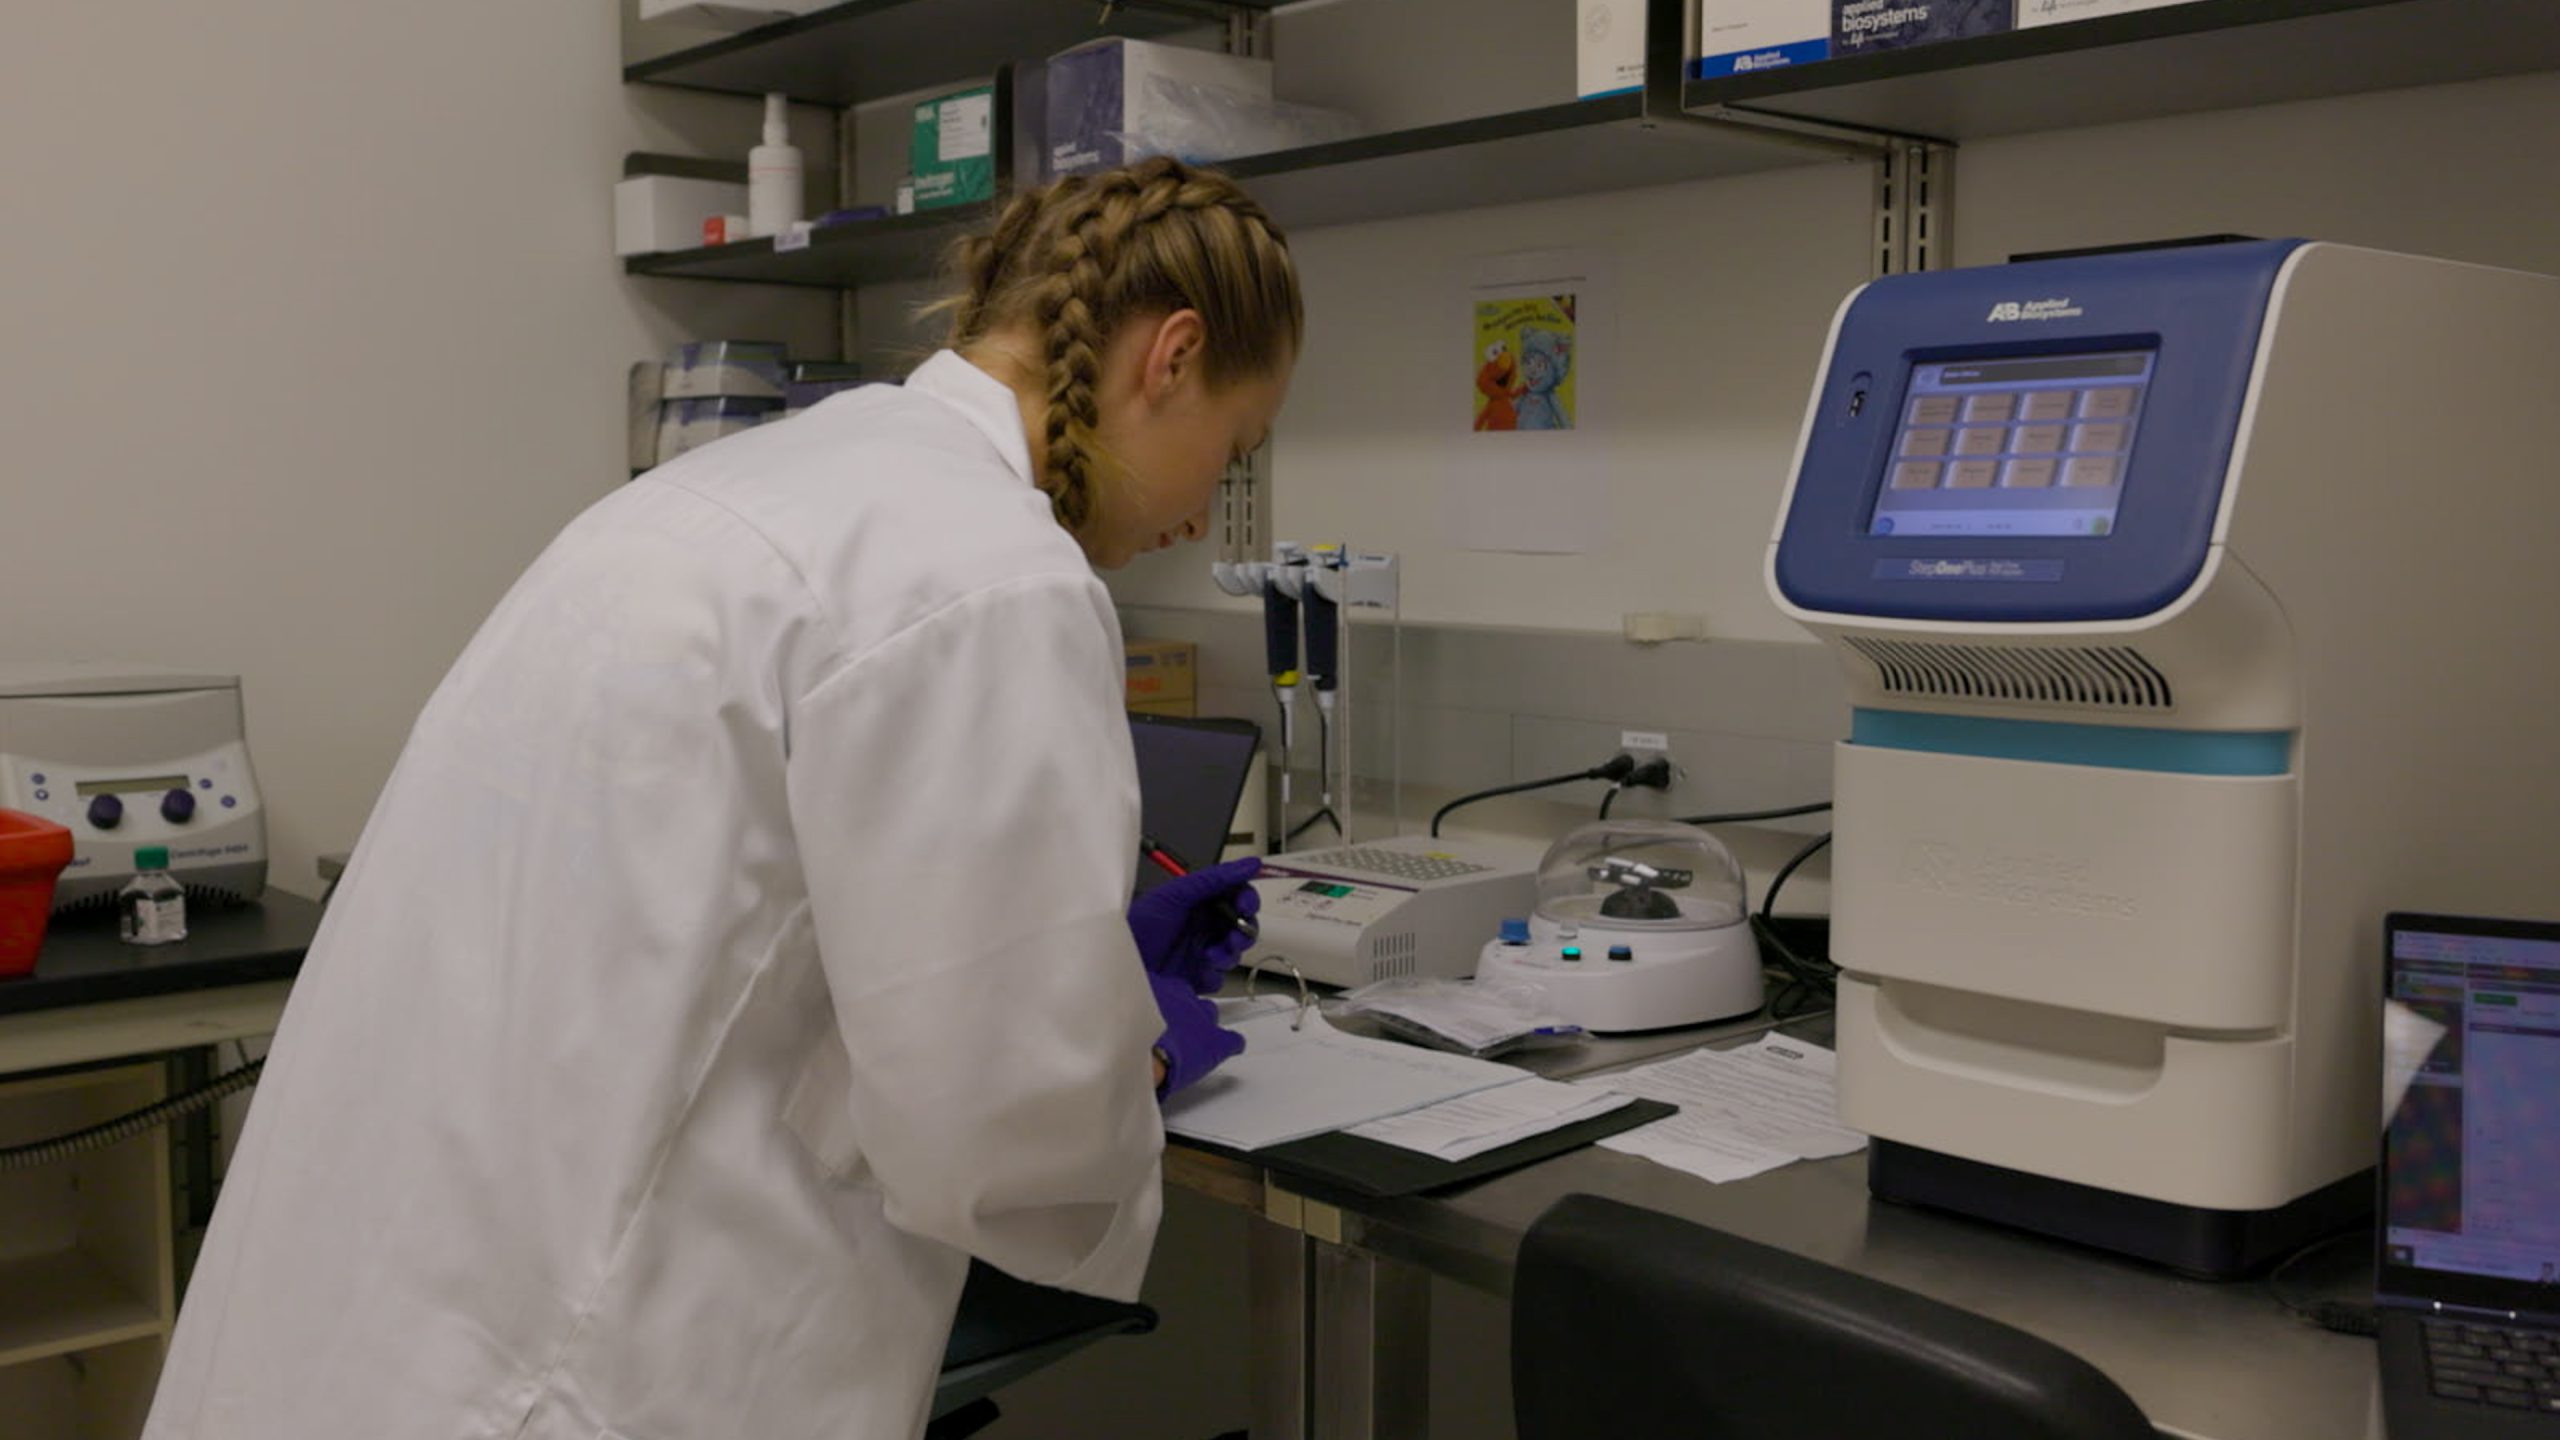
(1124, 639, 1197, 711)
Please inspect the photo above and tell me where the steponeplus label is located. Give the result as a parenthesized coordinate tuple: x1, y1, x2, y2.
(1898, 840, 2139, 919)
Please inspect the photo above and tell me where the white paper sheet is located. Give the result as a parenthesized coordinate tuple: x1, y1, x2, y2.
(1347, 1077, 1636, 1163)
(1584, 1035, 1866, 1184)
(2383, 998, 2449, 1128)
(1161, 998, 1527, 1152)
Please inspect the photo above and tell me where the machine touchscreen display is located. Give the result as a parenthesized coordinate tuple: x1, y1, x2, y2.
(1870, 349, 2155, 539)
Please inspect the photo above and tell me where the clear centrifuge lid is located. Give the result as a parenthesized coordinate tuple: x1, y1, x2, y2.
(1532, 820, 1749, 931)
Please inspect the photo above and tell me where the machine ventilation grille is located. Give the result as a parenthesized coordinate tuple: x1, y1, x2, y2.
(1370, 932, 1417, 982)
(1845, 638, 2175, 710)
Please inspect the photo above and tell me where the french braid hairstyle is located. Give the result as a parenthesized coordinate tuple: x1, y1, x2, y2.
(938, 157, 1302, 536)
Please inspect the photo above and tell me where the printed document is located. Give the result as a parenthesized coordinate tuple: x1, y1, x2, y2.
(1162, 998, 1525, 1151)
(1583, 1035, 1866, 1183)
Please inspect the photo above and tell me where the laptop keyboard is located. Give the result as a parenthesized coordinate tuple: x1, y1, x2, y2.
(2422, 1317, 2560, 1412)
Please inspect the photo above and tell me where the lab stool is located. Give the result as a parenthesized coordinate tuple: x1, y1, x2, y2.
(1511, 1193, 2154, 1440)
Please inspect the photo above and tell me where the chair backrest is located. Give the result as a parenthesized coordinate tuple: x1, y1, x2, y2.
(1511, 1194, 2157, 1440)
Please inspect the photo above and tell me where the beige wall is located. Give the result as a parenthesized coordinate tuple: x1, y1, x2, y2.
(0, 2, 838, 896)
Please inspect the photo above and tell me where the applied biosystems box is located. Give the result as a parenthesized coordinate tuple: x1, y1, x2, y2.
(1045, 37, 1272, 177)
(1694, 0, 1829, 78)
(1831, 0, 2011, 58)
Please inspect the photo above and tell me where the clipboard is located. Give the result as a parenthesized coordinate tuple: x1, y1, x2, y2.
(1181, 1095, 1677, 1200)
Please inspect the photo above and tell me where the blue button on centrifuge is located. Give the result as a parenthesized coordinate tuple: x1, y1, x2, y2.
(1498, 918, 1530, 945)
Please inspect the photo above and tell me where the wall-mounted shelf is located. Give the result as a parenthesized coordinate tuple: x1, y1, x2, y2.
(1227, 92, 1818, 232)
(627, 0, 1276, 107)
(622, 0, 2560, 293)
(626, 92, 1831, 287)
(627, 204, 989, 287)
(1681, 0, 2560, 141)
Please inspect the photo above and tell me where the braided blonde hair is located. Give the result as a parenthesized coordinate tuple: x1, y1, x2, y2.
(939, 157, 1302, 534)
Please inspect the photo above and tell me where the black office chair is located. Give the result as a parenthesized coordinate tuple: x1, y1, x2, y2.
(1512, 1194, 2156, 1440)
(925, 1260, 1159, 1440)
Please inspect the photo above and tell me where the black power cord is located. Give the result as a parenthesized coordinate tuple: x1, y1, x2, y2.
(1678, 801, 1833, 827)
(1594, 756, 1676, 821)
(2264, 1226, 2380, 1335)
(1752, 830, 1838, 1021)
(1431, 754, 1638, 837)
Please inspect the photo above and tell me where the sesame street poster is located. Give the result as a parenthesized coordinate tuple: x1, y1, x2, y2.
(1472, 295, 1577, 433)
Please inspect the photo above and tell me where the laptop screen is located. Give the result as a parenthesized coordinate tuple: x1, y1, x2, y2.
(2381, 913, 2560, 1311)
(1128, 714, 1259, 899)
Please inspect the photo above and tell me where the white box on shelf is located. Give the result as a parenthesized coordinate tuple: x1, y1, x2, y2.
(1044, 37, 1273, 177)
(637, 0, 834, 29)
(1694, 0, 1830, 78)
(2016, 0, 2201, 25)
(616, 174, 750, 257)
(1578, 0, 1647, 98)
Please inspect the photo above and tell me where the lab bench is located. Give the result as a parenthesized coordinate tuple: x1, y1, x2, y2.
(0, 896, 318, 1439)
(0, 903, 2381, 1439)
(1168, 1008, 2385, 1440)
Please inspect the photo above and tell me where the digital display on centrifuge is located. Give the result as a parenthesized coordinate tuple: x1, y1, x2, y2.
(1868, 349, 2155, 539)
(75, 774, 190, 797)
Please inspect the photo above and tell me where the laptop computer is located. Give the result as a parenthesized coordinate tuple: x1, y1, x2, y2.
(2378, 912, 2560, 1436)
(1126, 713, 1259, 899)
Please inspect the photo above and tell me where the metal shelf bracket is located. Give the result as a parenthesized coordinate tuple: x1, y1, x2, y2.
(1874, 138, 1956, 276)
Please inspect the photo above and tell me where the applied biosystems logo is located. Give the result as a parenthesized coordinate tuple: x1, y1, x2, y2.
(1987, 298, 2084, 322)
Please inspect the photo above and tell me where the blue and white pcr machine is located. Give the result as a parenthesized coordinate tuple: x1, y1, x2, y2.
(1767, 240, 2560, 1275)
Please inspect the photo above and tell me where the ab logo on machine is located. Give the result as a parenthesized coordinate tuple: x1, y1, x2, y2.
(1987, 297, 2086, 323)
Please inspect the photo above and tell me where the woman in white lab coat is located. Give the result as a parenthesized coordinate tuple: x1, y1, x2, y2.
(144, 157, 1298, 1440)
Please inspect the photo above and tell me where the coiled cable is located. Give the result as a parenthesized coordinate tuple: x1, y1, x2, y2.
(0, 1057, 265, 1171)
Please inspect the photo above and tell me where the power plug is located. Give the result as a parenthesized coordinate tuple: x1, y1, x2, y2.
(1625, 756, 1676, 791)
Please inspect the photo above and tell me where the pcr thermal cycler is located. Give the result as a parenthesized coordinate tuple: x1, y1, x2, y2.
(1767, 240, 2560, 1275)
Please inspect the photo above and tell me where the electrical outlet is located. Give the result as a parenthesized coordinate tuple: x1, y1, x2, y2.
(1620, 730, 1669, 753)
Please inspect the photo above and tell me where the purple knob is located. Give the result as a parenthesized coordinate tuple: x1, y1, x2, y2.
(88, 794, 124, 830)
(162, 788, 197, 824)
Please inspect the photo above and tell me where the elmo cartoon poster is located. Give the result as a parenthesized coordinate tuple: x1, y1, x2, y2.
(1472, 294, 1577, 433)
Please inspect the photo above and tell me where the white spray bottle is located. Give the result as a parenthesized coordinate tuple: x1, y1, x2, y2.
(749, 92, 803, 239)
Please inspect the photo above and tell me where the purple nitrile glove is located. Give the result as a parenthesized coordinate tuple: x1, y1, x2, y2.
(1127, 856, 1263, 995)
(1149, 970, 1245, 1098)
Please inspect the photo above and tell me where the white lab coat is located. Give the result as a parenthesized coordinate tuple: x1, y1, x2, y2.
(145, 353, 1168, 1440)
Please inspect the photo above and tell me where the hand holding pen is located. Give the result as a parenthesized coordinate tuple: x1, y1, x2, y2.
(1129, 838, 1262, 995)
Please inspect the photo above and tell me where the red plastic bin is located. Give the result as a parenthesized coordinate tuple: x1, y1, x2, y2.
(0, 808, 75, 977)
